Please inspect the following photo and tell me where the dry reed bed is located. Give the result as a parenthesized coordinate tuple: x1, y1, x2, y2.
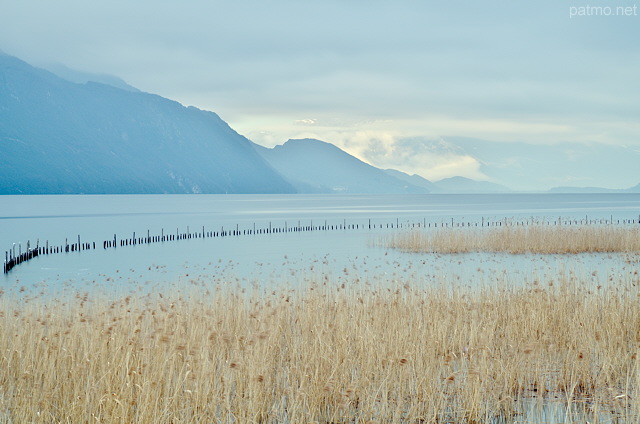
(1, 274, 639, 423)
(383, 225, 640, 254)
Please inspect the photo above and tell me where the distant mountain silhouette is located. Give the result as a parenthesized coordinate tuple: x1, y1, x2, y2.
(254, 139, 514, 194)
(548, 183, 640, 193)
(447, 137, 640, 192)
(383, 169, 439, 192)
(8, 52, 614, 195)
(0, 53, 294, 194)
(383, 171, 511, 193)
(254, 139, 430, 194)
(432, 176, 510, 193)
(42, 62, 140, 93)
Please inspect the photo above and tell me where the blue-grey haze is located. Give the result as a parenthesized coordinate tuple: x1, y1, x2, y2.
(2, 52, 639, 195)
(0, 53, 294, 194)
(1, 0, 637, 189)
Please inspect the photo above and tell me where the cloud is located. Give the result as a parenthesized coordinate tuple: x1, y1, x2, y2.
(294, 119, 317, 125)
(341, 136, 488, 182)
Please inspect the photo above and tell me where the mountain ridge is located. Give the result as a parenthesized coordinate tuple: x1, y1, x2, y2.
(0, 53, 295, 194)
(548, 184, 640, 194)
(2, 52, 635, 195)
(41, 62, 140, 92)
(432, 176, 510, 193)
(254, 138, 431, 194)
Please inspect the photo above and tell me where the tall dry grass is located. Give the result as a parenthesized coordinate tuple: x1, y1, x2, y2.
(1, 271, 639, 423)
(384, 225, 640, 254)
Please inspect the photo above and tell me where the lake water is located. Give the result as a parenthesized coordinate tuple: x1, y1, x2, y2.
(1, 193, 640, 296)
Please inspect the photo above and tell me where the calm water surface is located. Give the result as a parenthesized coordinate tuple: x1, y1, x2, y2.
(1, 193, 639, 295)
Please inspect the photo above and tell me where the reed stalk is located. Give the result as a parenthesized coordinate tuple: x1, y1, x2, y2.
(1, 270, 639, 423)
(383, 225, 640, 254)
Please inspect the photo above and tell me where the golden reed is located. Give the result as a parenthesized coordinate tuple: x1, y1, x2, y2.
(1, 268, 639, 422)
(383, 225, 640, 254)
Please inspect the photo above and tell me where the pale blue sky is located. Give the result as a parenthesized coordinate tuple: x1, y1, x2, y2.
(1, 0, 638, 188)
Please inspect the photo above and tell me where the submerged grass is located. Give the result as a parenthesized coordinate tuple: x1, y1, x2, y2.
(383, 224, 640, 254)
(1, 270, 640, 423)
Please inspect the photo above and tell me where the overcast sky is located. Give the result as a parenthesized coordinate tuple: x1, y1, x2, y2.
(1, 0, 639, 187)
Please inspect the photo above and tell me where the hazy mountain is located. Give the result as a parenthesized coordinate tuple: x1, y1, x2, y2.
(5, 52, 630, 195)
(254, 139, 430, 194)
(383, 169, 439, 192)
(447, 137, 640, 191)
(42, 62, 140, 92)
(548, 186, 621, 194)
(383, 169, 511, 193)
(432, 176, 510, 193)
(548, 183, 640, 194)
(0, 53, 294, 194)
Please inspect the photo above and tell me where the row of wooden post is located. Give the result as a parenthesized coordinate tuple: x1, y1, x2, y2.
(5, 215, 640, 274)
(3, 237, 97, 273)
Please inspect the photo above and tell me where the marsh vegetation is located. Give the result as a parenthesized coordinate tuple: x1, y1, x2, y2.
(1, 224, 639, 423)
(383, 224, 640, 255)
